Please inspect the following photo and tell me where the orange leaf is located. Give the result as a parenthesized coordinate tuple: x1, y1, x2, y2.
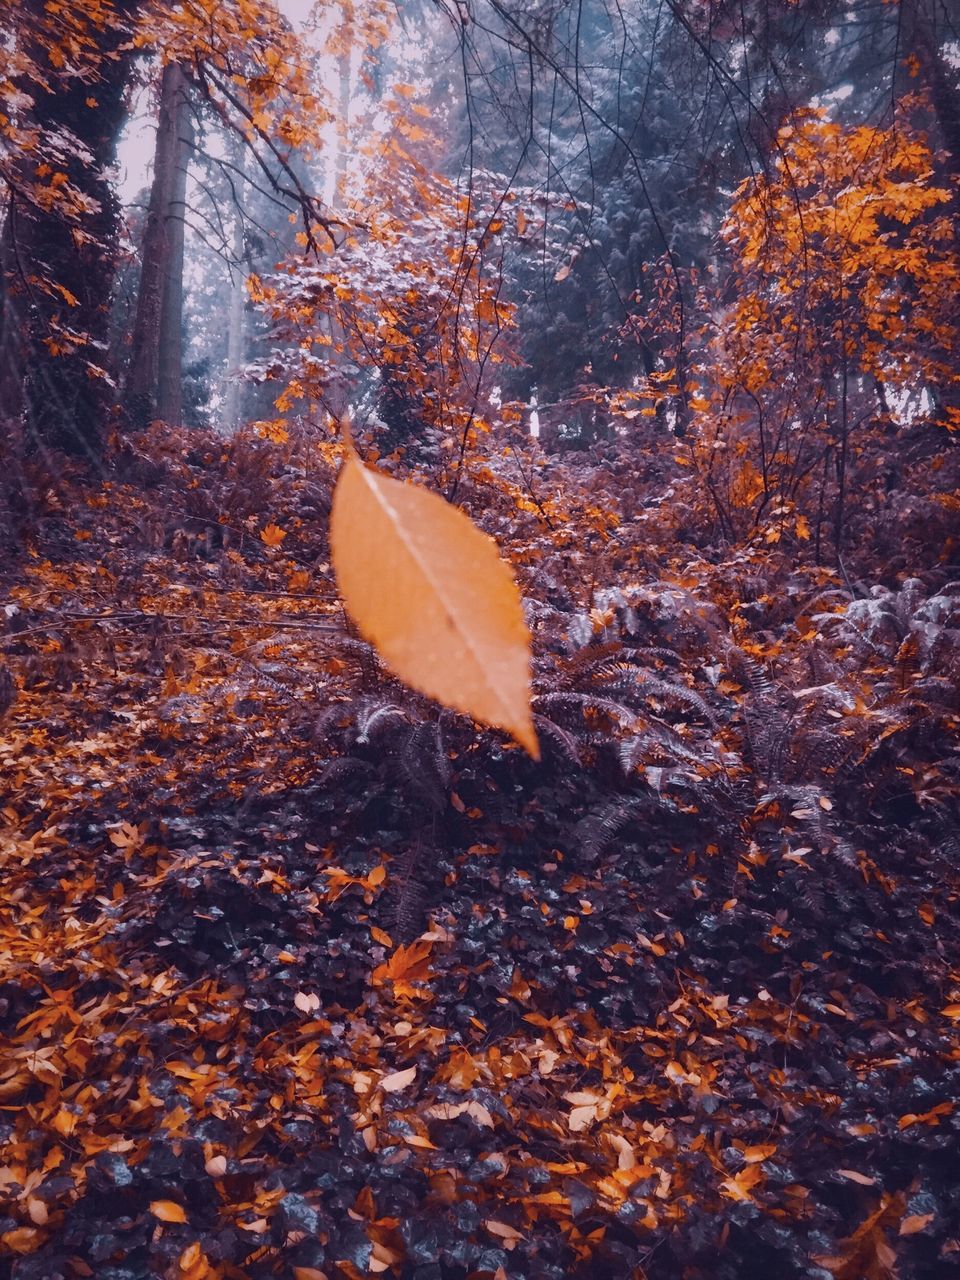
(150, 1200, 188, 1223)
(330, 451, 537, 755)
(742, 1144, 777, 1163)
(260, 523, 287, 548)
(372, 939, 433, 985)
(178, 1242, 202, 1270)
(899, 1213, 934, 1236)
(720, 1164, 763, 1201)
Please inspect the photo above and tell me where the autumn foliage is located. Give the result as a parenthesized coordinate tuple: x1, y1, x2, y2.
(2, 1, 960, 1278)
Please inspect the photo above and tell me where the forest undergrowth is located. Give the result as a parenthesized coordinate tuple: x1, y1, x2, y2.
(2, 418, 960, 1280)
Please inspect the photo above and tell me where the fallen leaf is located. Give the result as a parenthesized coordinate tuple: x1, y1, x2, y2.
(371, 939, 433, 985)
(837, 1169, 876, 1186)
(568, 1104, 598, 1132)
(484, 1219, 523, 1246)
(608, 1133, 636, 1170)
(26, 1197, 48, 1226)
(405, 1134, 437, 1149)
(742, 1143, 777, 1163)
(720, 1164, 763, 1202)
(150, 1199, 187, 1223)
(900, 1213, 935, 1236)
(260, 523, 287, 547)
(178, 1243, 202, 1270)
(380, 1065, 417, 1093)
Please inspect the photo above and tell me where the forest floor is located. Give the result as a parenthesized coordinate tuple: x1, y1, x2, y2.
(1, 429, 960, 1280)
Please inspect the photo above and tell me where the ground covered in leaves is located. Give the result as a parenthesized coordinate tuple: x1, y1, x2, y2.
(2, 429, 960, 1280)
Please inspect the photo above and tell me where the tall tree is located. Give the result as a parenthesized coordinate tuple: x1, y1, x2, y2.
(126, 60, 193, 428)
(0, 0, 137, 458)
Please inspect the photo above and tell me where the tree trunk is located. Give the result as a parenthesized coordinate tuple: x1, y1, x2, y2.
(221, 140, 248, 433)
(157, 70, 192, 428)
(1, 0, 136, 459)
(126, 62, 192, 428)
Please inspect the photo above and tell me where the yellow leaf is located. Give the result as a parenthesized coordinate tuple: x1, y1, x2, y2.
(330, 451, 537, 755)
(150, 1199, 187, 1223)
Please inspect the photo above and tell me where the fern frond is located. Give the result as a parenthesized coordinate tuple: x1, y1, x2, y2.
(532, 714, 584, 766)
(533, 690, 635, 727)
(390, 840, 430, 941)
(595, 667, 716, 725)
(577, 796, 650, 860)
(356, 701, 409, 744)
(318, 756, 376, 789)
(398, 722, 450, 811)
